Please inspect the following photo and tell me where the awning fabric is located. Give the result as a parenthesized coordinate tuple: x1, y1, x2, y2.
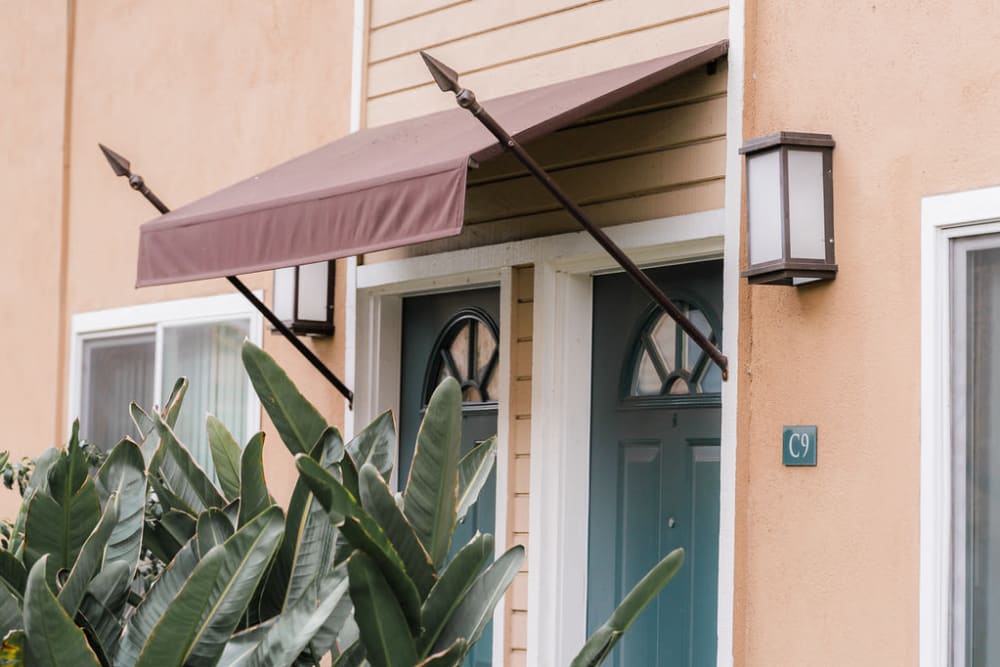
(136, 40, 728, 287)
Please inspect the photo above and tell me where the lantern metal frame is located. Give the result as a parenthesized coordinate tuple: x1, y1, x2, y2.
(272, 261, 336, 337)
(739, 131, 837, 286)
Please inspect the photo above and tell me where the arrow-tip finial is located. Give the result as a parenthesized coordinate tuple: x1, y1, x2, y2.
(420, 51, 460, 93)
(98, 143, 131, 178)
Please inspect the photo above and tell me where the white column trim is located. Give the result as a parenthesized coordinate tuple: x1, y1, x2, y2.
(920, 184, 1000, 667)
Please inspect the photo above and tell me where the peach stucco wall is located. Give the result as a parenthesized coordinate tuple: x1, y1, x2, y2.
(0, 1, 354, 518)
(737, 1, 1000, 665)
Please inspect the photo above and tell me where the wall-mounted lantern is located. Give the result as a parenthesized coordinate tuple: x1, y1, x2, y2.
(740, 132, 836, 286)
(272, 261, 335, 336)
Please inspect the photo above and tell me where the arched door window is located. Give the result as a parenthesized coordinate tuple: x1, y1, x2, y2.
(423, 307, 499, 406)
(624, 299, 722, 404)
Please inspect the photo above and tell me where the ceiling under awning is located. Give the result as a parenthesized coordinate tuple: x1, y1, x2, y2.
(136, 40, 728, 288)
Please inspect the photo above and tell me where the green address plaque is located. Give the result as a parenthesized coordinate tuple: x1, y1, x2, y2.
(783, 425, 817, 466)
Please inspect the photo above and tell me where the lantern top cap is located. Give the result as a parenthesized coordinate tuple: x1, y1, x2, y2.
(739, 131, 835, 155)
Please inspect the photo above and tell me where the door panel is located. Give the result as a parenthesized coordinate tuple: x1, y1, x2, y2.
(400, 287, 500, 667)
(588, 261, 722, 667)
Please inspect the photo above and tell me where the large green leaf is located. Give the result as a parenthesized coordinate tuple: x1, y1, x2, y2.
(417, 533, 492, 653)
(359, 463, 436, 598)
(8, 447, 59, 557)
(570, 547, 685, 667)
(116, 538, 201, 665)
(207, 415, 242, 501)
(456, 436, 497, 524)
(296, 455, 422, 631)
(77, 561, 131, 662)
(432, 545, 524, 656)
(263, 429, 342, 620)
(58, 493, 118, 616)
(22, 557, 101, 666)
(241, 341, 327, 456)
(150, 413, 225, 514)
(129, 401, 154, 442)
(161, 510, 197, 548)
(239, 432, 272, 527)
(0, 553, 26, 599)
(0, 585, 22, 639)
(331, 639, 365, 667)
(227, 566, 351, 666)
(403, 378, 463, 568)
(161, 377, 188, 428)
(131, 508, 284, 667)
(23, 436, 100, 572)
(0, 629, 24, 666)
(346, 410, 395, 480)
(95, 439, 146, 574)
(348, 552, 418, 667)
(196, 508, 234, 556)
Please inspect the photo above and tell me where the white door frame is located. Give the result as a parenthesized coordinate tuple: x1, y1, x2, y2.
(353, 208, 735, 667)
(920, 184, 1000, 667)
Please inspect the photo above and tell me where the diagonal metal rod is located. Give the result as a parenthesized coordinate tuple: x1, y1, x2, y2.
(420, 53, 729, 380)
(99, 144, 355, 405)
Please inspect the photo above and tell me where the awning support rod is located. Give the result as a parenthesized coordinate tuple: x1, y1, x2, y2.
(98, 144, 355, 406)
(420, 53, 730, 381)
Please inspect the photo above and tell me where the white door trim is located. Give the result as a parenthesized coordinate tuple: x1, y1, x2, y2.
(920, 184, 1000, 667)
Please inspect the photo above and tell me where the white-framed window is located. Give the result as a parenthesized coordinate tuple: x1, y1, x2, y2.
(921, 185, 1000, 667)
(69, 293, 264, 475)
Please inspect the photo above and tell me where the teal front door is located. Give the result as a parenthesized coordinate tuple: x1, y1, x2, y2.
(588, 261, 722, 667)
(400, 287, 500, 667)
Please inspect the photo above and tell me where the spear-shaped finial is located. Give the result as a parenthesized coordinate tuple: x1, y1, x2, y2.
(420, 51, 480, 111)
(99, 143, 131, 177)
(97, 143, 169, 214)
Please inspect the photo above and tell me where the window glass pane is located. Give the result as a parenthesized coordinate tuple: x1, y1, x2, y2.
(635, 350, 661, 395)
(162, 319, 250, 476)
(962, 245, 1000, 665)
(81, 334, 155, 449)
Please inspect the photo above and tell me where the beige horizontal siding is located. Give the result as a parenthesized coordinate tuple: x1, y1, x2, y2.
(365, 0, 728, 126)
(364, 63, 727, 263)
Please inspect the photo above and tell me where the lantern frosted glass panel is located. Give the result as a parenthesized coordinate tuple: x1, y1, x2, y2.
(297, 261, 331, 322)
(746, 149, 784, 265)
(273, 267, 296, 322)
(787, 149, 827, 260)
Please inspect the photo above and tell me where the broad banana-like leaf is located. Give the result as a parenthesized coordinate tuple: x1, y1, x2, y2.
(304, 570, 356, 660)
(8, 447, 59, 557)
(23, 436, 101, 572)
(207, 415, 242, 501)
(228, 566, 350, 666)
(432, 545, 524, 656)
(196, 508, 234, 556)
(403, 378, 462, 569)
(131, 508, 284, 667)
(417, 533, 492, 653)
(359, 463, 436, 598)
(129, 401, 154, 441)
(416, 639, 468, 667)
(346, 410, 395, 480)
(162, 377, 188, 428)
(348, 552, 418, 667)
(0, 585, 22, 639)
(151, 414, 225, 514)
(340, 448, 360, 498)
(239, 433, 272, 527)
(456, 437, 496, 524)
(77, 561, 131, 661)
(296, 455, 422, 631)
(0, 553, 26, 599)
(569, 547, 685, 667)
(0, 630, 24, 666)
(161, 509, 197, 548)
(23, 557, 101, 666)
(241, 341, 327, 456)
(116, 538, 201, 664)
(262, 428, 341, 620)
(58, 494, 119, 616)
(95, 439, 146, 574)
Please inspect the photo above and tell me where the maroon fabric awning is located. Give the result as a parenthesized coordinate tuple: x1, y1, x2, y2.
(136, 40, 728, 287)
